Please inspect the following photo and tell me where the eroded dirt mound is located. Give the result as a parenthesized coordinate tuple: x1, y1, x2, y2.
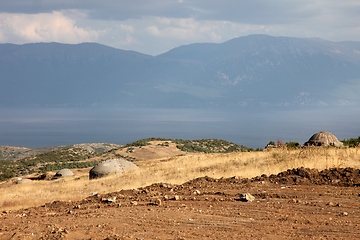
(254, 167, 360, 186)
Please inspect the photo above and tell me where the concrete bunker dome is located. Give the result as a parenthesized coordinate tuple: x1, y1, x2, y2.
(53, 168, 74, 179)
(89, 158, 138, 179)
(304, 131, 343, 147)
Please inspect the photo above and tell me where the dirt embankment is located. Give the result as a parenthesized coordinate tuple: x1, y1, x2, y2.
(255, 167, 360, 186)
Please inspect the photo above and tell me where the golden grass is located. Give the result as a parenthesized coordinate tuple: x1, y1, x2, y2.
(1, 147, 359, 211)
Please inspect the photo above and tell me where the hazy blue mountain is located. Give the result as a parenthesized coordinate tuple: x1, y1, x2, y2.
(158, 35, 360, 107)
(1, 35, 360, 108)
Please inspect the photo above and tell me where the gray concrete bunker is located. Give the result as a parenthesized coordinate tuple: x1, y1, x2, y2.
(89, 158, 138, 179)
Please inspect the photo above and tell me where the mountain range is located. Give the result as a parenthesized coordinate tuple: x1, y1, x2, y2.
(1, 34, 360, 108)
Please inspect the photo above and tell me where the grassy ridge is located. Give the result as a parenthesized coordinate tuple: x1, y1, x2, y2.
(0, 146, 60, 161)
(0, 138, 250, 182)
(125, 138, 253, 153)
(1, 146, 359, 211)
(1, 137, 359, 182)
(0, 147, 105, 181)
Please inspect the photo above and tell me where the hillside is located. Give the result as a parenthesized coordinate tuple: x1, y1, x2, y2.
(0, 141, 360, 239)
(0, 139, 250, 182)
(0, 143, 122, 161)
(0, 143, 122, 181)
(1, 35, 360, 107)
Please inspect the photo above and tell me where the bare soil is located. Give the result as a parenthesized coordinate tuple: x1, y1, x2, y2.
(1, 167, 360, 239)
(116, 141, 188, 161)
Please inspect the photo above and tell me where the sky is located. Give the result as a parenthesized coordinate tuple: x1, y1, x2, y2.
(0, 0, 360, 56)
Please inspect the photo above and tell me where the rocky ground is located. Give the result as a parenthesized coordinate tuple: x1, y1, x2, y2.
(1, 167, 360, 239)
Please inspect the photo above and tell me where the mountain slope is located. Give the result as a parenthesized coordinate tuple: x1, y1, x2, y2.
(1, 35, 360, 108)
(158, 35, 360, 106)
(0, 42, 155, 106)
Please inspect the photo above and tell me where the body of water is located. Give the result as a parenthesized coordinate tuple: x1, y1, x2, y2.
(0, 107, 359, 149)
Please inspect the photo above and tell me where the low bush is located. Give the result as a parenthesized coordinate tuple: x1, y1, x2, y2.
(342, 137, 360, 147)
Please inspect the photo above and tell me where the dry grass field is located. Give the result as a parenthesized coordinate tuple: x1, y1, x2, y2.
(1, 141, 359, 211)
(1, 141, 360, 239)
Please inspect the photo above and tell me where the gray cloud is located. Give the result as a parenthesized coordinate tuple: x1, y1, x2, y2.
(0, 1, 360, 55)
(1, 1, 359, 25)
(0, 1, 325, 21)
(186, 1, 316, 24)
(0, 1, 188, 19)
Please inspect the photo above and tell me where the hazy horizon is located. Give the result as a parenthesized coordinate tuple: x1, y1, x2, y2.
(1, 106, 359, 149)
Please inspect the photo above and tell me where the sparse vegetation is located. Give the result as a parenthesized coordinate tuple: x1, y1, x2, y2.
(113, 153, 137, 162)
(173, 139, 252, 153)
(158, 142, 170, 147)
(285, 141, 301, 149)
(39, 161, 98, 172)
(0, 147, 102, 181)
(0, 146, 59, 161)
(342, 136, 360, 147)
(124, 138, 253, 153)
(0, 143, 122, 182)
(125, 138, 172, 147)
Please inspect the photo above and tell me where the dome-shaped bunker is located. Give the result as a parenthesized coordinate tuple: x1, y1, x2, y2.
(89, 158, 138, 179)
(304, 131, 343, 147)
(16, 178, 32, 184)
(53, 168, 74, 179)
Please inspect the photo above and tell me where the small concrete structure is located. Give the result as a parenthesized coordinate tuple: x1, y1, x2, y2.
(53, 169, 74, 179)
(89, 158, 138, 179)
(304, 131, 343, 147)
(16, 178, 32, 184)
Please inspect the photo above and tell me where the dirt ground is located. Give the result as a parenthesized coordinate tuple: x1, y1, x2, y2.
(115, 141, 190, 161)
(1, 167, 360, 240)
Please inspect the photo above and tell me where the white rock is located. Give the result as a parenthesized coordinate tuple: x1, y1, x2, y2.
(239, 193, 255, 202)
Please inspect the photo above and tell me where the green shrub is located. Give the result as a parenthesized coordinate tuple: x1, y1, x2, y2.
(285, 142, 301, 149)
(39, 161, 98, 172)
(342, 137, 360, 147)
(174, 139, 251, 153)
